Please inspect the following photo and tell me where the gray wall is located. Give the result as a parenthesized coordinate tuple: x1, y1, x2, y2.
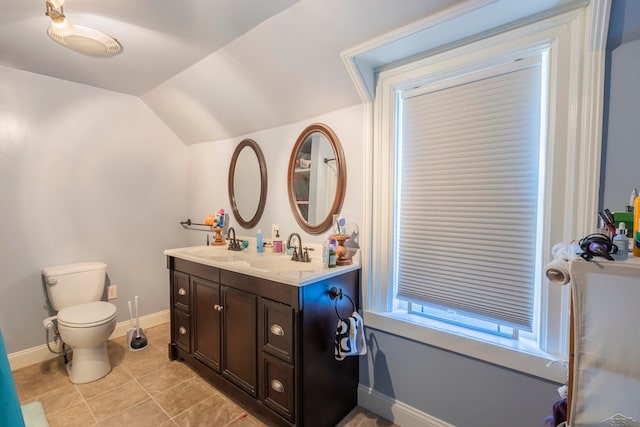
(0, 66, 189, 354)
(601, 0, 640, 210)
(359, 2, 640, 426)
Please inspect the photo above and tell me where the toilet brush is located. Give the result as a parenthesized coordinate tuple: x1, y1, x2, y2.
(126, 301, 137, 351)
(129, 296, 148, 351)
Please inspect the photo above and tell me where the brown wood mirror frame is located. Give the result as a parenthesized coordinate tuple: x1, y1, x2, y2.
(228, 138, 268, 229)
(287, 123, 347, 234)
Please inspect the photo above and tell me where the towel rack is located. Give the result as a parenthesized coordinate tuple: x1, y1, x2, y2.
(329, 287, 355, 320)
(180, 218, 215, 232)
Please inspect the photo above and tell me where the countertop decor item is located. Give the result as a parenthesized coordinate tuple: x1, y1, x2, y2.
(330, 234, 354, 266)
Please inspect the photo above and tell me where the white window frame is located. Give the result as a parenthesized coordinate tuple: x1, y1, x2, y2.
(362, 7, 607, 383)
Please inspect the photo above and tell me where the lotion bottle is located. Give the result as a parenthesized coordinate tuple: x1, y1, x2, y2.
(322, 237, 329, 267)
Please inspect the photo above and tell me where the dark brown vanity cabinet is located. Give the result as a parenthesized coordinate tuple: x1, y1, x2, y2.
(167, 256, 360, 427)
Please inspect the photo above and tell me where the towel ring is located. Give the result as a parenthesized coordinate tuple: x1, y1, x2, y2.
(329, 287, 356, 320)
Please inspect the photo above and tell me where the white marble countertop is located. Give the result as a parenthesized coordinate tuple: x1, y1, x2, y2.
(164, 244, 360, 287)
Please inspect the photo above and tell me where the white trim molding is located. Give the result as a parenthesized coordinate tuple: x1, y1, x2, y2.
(8, 309, 169, 371)
(358, 384, 455, 427)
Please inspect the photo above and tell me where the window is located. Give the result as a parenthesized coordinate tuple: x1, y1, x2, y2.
(363, 10, 604, 382)
(395, 55, 545, 338)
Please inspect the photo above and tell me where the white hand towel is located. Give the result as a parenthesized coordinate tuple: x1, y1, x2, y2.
(544, 242, 581, 286)
(351, 312, 367, 355)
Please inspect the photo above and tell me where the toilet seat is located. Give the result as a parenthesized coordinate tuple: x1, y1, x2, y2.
(57, 301, 117, 328)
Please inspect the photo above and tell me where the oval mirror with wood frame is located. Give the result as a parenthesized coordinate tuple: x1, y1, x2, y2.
(287, 123, 346, 234)
(228, 138, 267, 229)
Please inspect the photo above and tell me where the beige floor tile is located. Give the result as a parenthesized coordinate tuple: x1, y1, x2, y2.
(137, 360, 195, 396)
(172, 394, 245, 427)
(14, 356, 70, 402)
(225, 413, 269, 427)
(145, 323, 170, 350)
(153, 377, 216, 418)
(85, 380, 149, 421)
(12, 322, 392, 427)
(33, 383, 84, 417)
(46, 401, 96, 427)
(97, 398, 170, 427)
(340, 408, 398, 427)
(120, 344, 171, 379)
(106, 337, 128, 367)
(75, 365, 134, 400)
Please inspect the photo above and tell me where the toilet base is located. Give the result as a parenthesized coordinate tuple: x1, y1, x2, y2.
(67, 342, 112, 384)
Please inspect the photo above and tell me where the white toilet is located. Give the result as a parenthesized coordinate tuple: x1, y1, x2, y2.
(42, 262, 117, 384)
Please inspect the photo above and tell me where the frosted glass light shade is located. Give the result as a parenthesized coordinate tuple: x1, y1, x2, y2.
(50, 18, 75, 37)
(47, 25, 122, 57)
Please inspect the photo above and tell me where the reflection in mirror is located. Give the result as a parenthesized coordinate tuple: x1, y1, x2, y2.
(228, 139, 267, 229)
(288, 123, 346, 234)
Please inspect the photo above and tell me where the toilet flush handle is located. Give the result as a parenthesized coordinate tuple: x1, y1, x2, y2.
(46, 278, 57, 285)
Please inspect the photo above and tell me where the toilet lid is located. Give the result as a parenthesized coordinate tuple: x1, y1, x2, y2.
(57, 301, 117, 328)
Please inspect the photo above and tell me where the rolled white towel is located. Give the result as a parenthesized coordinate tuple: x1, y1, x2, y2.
(544, 242, 581, 286)
(544, 258, 571, 285)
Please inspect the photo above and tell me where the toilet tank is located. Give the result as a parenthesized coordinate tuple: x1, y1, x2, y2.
(42, 262, 107, 311)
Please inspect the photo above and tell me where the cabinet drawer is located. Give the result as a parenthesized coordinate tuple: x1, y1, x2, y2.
(174, 310, 191, 353)
(262, 353, 295, 423)
(261, 299, 294, 363)
(173, 271, 190, 312)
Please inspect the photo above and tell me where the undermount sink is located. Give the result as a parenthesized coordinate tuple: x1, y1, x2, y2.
(249, 257, 321, 273)
(185, 247, 244, 262)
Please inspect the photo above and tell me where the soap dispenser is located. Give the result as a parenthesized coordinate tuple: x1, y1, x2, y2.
(273, 231, 283, 254)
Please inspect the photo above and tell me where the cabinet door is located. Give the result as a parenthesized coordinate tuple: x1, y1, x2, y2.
(193, 276, 221, 372)
(221, 286, 257, 397)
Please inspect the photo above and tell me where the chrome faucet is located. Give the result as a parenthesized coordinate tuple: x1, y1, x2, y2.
(227, 227, 241, 251)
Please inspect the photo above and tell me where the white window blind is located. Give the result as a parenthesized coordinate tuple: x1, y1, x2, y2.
(395, 60, 543, 331)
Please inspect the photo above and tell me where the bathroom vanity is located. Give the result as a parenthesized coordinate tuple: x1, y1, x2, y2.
(164, 246, 361, 427)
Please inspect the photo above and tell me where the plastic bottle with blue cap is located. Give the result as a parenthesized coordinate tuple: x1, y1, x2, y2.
(256, 228, 264, 253)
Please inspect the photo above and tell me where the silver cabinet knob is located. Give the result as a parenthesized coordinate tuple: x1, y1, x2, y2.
(178, 288, 186, 296)
(214, 304, 223, 312)
(270, 324, 285, 336)
(179, 326, 187, 335)
(270, 379, 284, 393)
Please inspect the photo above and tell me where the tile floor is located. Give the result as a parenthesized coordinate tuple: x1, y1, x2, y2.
(13, 323, 396, 427)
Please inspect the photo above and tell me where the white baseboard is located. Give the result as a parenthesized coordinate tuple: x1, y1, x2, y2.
(8, 310, 170, 371)
(358, 384, 455, 427)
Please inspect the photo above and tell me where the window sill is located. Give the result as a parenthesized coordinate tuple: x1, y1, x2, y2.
(363, 310, 567, 383)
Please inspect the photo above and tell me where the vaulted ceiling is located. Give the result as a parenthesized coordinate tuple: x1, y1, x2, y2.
(0, 0, 585, 144)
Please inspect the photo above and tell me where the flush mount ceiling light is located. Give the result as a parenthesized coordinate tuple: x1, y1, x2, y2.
(45, 0, 122, 57)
